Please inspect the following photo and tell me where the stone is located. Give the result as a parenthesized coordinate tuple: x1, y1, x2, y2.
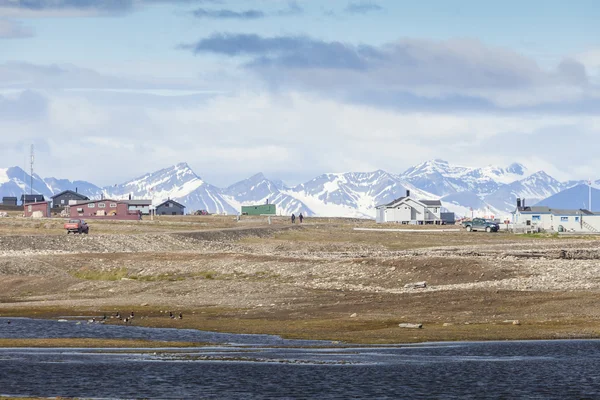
(140, 303, 149, 307)
(398, 323, 422, 329)
(443, 323, 453, 327)
(404, 281, 427, 289)
(350, 313, 357, 318)
(513, 320, 521, 325)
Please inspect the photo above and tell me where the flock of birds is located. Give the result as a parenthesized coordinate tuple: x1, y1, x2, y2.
(86, 310, 184, 324)
(4, 311, 184, 326)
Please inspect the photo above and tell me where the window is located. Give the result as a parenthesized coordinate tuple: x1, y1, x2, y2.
(28, 205, 32, 212)
(88, 203, 95, 208)
(61, 200, 65, 205)
(98, 203, 106, 208)
(575, 217, 580, 222)
(532, 215, 541, 221)
(110, 203, 117, 208)
(561, 217, 569, 222)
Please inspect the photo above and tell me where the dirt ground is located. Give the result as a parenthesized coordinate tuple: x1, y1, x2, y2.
(1, 215, 600, 344)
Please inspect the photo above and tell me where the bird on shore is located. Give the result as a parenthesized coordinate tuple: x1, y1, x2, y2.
(114, 311, 121, 319)
(130, 311, 135, 319)
(169, 311, 174, 319)
(178, 313, 183, 320)
(102, 314, 107, 321)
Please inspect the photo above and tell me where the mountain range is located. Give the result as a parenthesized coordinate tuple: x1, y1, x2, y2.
(0, 160, 595, 219)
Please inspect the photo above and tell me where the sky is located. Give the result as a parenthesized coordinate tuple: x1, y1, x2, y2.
(0, 0, 599, 187)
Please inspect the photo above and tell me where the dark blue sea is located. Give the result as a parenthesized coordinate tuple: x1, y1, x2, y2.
(1, 318, 600, 399)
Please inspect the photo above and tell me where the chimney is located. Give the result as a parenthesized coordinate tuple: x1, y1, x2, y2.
(406, 190, 410, 197)
(75, 187, 78, 193)
(522, 198, 526, 208)
(516, 198, 521, 209)
(129, 194, 132, 200)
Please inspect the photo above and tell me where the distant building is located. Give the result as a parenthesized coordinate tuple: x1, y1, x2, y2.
(156, 199, 186, 215)
(512, 198, 600, 232)
(21, 194, 45, 205)
(51, 190, 90, 209)
(24, 201, 51, 218)
(2, 197, 18, 207)
(376, 190, 451, 224)
(124, 199, 152, 215)
(68, 199, 141, 220)
(241, 204, 276, 216)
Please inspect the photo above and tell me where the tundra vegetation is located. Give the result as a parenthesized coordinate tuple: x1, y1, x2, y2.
(1, 215, 600, 345)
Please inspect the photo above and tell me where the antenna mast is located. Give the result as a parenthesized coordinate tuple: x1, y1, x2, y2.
(30, 144, 34, 196)
(590, 179, 593, 212)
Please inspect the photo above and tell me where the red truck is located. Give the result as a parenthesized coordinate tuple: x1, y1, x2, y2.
(64, 219, 89, 234)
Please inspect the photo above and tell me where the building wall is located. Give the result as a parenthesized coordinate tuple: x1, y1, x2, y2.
(70, 201, 131, 219)
(2, 198, 17, 206)
(515, 211, 600, 232)
(379, 198, 442, 223)
(52, 193, 88, 208)
(24, 202, 50, 218)
(156, 202, 185, 215)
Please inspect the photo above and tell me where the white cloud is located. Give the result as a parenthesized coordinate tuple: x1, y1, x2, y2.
(0, 18, 32, 39)
(0, 88, 596, 187)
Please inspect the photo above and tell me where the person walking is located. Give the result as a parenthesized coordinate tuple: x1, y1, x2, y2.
(299, 213, 304, 223)
(291, 213, 296, 224)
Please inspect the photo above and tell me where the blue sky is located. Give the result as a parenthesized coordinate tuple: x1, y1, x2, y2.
(0, 0, 599, 185)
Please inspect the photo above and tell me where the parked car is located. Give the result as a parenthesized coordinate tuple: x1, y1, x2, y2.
(64, 219, 89, 234)
(462, 218, 499, 233)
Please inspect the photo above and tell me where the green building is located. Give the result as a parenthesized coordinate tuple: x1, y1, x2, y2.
(241, 204, 276, 215)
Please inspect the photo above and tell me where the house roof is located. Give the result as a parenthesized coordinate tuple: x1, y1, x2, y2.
(124, 200, 152, 206)
(72, 199, 125, 206)
(51, 190, 89, 200)
(2, 197, 17, 200)
(156, 199, 186, 209)
(21, 194, 45, 202)
(517, 206, 594, 216)
(377, 196, 441, 208)
(421, 200, 443, 206)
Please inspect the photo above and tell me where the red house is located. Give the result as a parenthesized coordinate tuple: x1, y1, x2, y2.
(24, 201, 51, 218)
(68, 199, 141, 220)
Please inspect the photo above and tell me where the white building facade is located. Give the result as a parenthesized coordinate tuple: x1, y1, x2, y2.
(512, 206, 600, 232)
(376, 193, 450, 224)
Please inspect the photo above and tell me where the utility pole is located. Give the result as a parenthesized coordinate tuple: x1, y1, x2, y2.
(589, 179, 593, 211)
(30, 144, 34, 196)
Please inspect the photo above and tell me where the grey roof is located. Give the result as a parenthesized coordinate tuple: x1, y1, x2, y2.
(518, 206, 594, 216)
(156, 199, 186, 209)
(72, 199, 124, 206)
(124, 200, 152, 206)
(2, 197, 17, 200)
(421, 200, 443, 206)
(51, 190, 89, 200)
(378, 196, 441, 208)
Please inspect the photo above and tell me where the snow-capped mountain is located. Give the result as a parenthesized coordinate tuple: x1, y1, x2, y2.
(43, 177, 103, 199)
(0, 166, 100, 199)
(286, 170, 435, 218)
(483, 171, 568, 213)
(400, 159, 529, 197)
(103, 163, 236, 214)
(535, 184, 600, 212)
(222, 173, 313, 216)
(1, 159, 596, 219)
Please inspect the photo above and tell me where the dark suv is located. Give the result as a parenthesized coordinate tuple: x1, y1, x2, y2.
(462, 218, 499, 233)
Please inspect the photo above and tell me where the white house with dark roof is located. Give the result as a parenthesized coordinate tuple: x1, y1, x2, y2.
(376, 190, 452, 224)
(511, 198, 600, 232)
